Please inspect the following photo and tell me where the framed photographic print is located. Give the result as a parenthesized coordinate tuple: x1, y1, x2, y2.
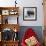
(2, 10, 9, 15)
(1, 28, 13, 41)
(9, 10, 18, 15)
(2, 16, 18, 24)
(8, 16, 18, 24)
(23, 7, 37, 21)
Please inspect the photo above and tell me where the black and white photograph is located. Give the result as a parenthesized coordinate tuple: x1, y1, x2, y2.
(23, 7, 37, 21)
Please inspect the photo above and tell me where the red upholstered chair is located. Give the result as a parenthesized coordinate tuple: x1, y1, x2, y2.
(21, 28, 41, 46)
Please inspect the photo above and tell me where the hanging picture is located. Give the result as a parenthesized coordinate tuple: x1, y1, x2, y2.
(23, 7, 37, 21)
(2, 10, 9, 15)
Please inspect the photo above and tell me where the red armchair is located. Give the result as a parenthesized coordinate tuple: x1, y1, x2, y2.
(21, 28, 41, 46)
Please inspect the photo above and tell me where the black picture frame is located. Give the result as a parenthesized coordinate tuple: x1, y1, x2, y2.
(23, 7, 37, 21)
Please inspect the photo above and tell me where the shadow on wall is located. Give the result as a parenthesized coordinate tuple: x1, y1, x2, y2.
(18, 26, 43, 44)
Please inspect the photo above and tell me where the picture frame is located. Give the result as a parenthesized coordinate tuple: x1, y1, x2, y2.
(2, 16, 18, 24)
(9, 10, 18, 15)
(8, 16, 18, 24)
(23, 7, 37, 21)
(2, 10, 9, 15)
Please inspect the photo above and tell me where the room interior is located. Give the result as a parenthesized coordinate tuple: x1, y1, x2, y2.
(0, 0, 46, 46)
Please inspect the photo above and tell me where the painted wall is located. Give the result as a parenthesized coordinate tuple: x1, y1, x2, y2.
(0, 0, 44, 26)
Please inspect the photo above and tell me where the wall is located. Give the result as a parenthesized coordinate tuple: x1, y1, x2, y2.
(0, 0, 44, 26)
